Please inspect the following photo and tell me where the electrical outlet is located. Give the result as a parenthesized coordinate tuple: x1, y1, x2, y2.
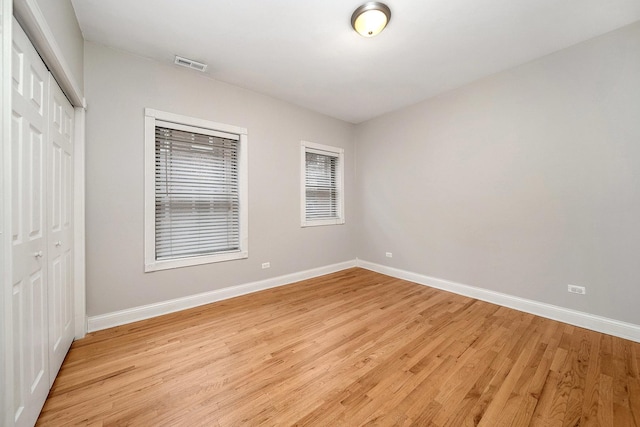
(567, 284, 586, 295)
(261, 262, 270, 269)
(385, 252, 393, 258)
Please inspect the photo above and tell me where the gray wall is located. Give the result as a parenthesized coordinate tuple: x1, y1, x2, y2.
(33, 0, 84, 89)
(84, 42, 356, 316)
(85, 22, 640, 327)
(355, 22, 640, 325)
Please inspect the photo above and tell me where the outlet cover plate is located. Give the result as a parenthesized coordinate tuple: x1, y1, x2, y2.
(567, 284, 586, 295)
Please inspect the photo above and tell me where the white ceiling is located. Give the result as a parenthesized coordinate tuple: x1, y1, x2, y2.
(71, 0, 640, 123)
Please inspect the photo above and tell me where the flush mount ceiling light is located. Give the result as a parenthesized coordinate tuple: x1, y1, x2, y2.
(351, 2, 391, 37)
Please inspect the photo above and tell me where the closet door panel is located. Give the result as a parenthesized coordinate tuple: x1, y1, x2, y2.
(11, 18, 50, 427)
(47, 75, 74, 384)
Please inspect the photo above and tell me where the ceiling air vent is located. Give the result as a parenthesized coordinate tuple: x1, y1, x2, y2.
(174, 55, 208, 72)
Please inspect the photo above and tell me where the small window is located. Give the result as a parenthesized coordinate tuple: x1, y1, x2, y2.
(301, 141, 344, 227)
(144, 109, 248, 272)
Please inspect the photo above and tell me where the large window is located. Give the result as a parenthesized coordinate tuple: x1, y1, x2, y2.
(301, 141, 344, 227)
(144, 109, 247, 272)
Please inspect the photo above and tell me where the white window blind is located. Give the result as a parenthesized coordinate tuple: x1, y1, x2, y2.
(145, 108, 248, 272)
(155, 125, 240, 260)
(305, 151, 338, 220)
(301, 141, 344, 227)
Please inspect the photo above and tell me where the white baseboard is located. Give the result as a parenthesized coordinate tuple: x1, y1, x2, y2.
(356, 259, 640, 343)
(87, 260, 357, 332)
(88, 258, 640, 343)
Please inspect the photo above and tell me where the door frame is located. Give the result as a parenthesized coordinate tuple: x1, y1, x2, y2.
(2, 0, 86, 424)
(13, 0, 87, 340)
(1, 0, 14, 425)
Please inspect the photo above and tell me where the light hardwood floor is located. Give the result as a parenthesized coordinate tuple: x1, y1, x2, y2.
(38, 268, 640, 426)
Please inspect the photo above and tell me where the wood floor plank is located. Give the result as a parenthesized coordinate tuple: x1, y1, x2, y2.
(37, 268, 640, 426)
(597, 374, 614, 427)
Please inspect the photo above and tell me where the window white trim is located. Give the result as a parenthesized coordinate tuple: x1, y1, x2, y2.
(144, 108, 248, 272)
(301, 141, 345, 227)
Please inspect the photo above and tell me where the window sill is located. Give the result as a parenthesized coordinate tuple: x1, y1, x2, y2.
(145, 250, 248, 272)
(301, 219, 345, 227)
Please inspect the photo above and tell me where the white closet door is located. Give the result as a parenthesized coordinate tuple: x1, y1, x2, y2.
(47, 75, 74, 385)
(11, 18, 50, 427)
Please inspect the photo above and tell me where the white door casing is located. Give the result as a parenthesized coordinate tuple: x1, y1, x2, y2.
(47, 74, 74, 385)
(11, 17, 50, 427)
(1, 0, 13, 425)
(11, 17, 75, 426)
